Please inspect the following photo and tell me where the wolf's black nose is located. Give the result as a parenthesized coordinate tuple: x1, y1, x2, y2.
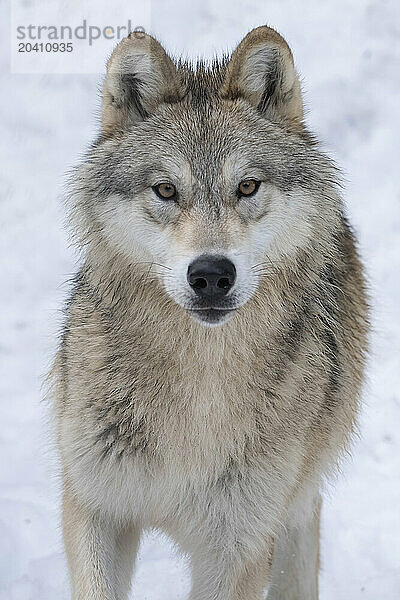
(187, 255, 236, 300)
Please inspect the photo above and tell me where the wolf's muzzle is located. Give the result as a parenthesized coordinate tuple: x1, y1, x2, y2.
(187, 255, 236, 302)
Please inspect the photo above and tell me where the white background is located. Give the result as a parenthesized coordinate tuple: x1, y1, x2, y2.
(1, 0, 399, 598)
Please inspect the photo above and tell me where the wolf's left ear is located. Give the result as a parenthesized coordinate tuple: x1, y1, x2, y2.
(221, 26, 303, 124)
(102, 32, 182, 135)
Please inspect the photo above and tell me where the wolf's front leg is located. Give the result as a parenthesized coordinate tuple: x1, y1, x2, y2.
(266, 500, 321, 600)
(62, 485, 140, 600)
(189, 543, 273, 600)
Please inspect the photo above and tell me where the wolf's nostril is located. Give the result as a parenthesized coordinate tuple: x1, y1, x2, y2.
(193, 277, 208, 289)
(217, 277, 230, 290)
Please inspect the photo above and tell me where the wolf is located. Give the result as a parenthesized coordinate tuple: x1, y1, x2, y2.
(51, 26, 369, 600)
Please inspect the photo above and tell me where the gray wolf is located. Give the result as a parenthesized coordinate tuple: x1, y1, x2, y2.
(51, 25, 369, 599)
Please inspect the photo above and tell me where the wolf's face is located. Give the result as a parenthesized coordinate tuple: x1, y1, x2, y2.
(74, 28, 336, 326)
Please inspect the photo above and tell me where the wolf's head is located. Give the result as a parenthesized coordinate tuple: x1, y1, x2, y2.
(72, 27, 339, 326)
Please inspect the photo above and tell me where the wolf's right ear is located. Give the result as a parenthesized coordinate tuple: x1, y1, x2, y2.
(101, 32, 182, 135)
(221, 26, 303, 125)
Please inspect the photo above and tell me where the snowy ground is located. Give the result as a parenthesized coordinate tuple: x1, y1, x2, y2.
(1, 0, 399, 598)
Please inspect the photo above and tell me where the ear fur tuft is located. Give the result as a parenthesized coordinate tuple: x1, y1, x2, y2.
(221, 26, 303, 125)
(102, 32, 182, 134)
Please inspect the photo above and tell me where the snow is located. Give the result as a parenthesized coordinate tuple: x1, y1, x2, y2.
(1, 0, 399, 598)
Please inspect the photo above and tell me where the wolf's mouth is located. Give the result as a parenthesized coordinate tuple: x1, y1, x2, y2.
(188, 307, 235, 326)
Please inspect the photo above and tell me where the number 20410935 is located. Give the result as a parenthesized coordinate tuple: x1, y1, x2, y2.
(18, 42, 73, 52)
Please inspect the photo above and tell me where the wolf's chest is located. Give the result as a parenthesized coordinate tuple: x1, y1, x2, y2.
(63, 351, 304, 529)
(96, 372, 256, 468)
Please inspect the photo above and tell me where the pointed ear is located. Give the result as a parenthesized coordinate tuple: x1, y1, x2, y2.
(221, 26, 303, 125)
(101, 32, 182, 135)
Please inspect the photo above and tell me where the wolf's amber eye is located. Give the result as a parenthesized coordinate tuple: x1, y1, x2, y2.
(152, 182, 177, 200)
(238, 179, 260, 198)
